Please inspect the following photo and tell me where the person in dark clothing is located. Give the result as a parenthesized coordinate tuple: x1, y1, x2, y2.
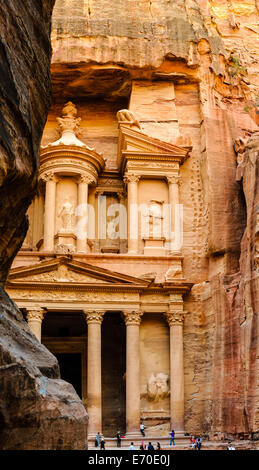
(156, 442, 161, 450)
(196, 437, 202, 450)
(100, 437, 105, 450)
(147, 442, 154, 450)
(116, 431, 121, 448)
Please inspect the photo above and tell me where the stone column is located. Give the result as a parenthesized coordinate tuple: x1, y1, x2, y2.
(42, 172, 57, 252)
(124, 310, 143, 435)
(26, 307, 46, 342)
(118, 190, 127, 253)
(76, 175, 92, 253)
(124, 174, 140, 254)
(165, 310, 185, 433)
(84, 310, 105, 437)
(167, 175, 181, 254)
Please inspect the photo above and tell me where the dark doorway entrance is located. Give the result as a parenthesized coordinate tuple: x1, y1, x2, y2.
(102, 312, 126, 436)
(55, 353, 82, 398)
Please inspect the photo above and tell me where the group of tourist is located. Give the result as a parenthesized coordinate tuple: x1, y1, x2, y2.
(189, 436, 202, 450)
(95, 432, 106, 449)
(129, 441, 161, 450)
(96, 428, 237, 450)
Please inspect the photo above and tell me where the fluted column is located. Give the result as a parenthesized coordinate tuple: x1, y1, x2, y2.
(167, 175, 181, 254)
(42, 172, 57, 252)
(124, 310, 143, 435)
(76, 175, 93, 253)
(26, 307, 46, 342)
(124, 174, 140, 254)
(165, 310, 185, 433)
(84, 310, 105, 437)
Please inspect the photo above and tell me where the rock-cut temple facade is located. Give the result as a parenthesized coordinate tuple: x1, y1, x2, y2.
(5, 0, 259, 443)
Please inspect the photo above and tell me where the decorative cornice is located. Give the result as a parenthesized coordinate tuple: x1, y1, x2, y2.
(26, 307, 45, 322)
(165, 310, 184, 326)
(123, 310, 143, 326)
(83, 310, 105, 324)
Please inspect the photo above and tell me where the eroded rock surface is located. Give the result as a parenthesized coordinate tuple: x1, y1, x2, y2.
(0, 0, 88, 450)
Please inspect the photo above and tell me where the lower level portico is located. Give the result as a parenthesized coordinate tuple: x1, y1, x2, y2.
(6, 255, 191, 438)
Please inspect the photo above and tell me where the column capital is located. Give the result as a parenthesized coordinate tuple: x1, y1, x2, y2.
(84, 310, 105, 324)
(167, 175, 181, 185)
(78, 174, 94, 185)
(124, 310, 143, 326)
(123, 173, 140, 184)
(40, 171, 59, 183)
(26, 307, 46, 322)
(165, 310, 184, 326)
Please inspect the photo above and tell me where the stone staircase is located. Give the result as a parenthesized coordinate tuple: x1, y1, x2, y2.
(88, 434, 191, 450)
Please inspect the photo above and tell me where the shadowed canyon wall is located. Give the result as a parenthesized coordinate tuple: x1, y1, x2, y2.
(0, 0, 88, 450)
(50, 0, 258, 439)
(0, 0, 258, 448)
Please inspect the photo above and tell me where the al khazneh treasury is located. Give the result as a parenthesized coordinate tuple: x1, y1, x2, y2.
(5, 0, 259, 443)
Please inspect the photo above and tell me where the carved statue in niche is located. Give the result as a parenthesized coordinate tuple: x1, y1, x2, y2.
(143, 201, 164, 238)
(147, 373, 169, 402)
(116, 109, 141, 130)
(58, 198, 75, 232)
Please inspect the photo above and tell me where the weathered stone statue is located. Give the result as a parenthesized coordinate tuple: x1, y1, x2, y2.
(59, 199, 75, 232)
(117, 109, 141, 130)
(147, 373, 169, 402)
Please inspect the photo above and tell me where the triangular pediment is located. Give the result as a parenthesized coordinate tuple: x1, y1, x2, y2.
(7, 256, 150, 287)
(117, 125, 191, 171)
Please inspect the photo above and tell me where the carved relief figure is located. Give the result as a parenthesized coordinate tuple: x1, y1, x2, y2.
(116, 109, 141, 130)
(58, 199, 75, 232)
(147, 373, 169, 402)
(143, 201, 164, 238)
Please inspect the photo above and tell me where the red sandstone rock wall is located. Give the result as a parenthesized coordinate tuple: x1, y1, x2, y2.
(49, 0, 259, 439)
(0, 0, 88, 450)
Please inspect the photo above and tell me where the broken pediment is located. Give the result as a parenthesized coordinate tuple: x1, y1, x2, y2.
(117, 112, 191, 173)
(7, 257, 150, 288)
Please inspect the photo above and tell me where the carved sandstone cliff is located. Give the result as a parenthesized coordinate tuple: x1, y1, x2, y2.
(49, 0, 258, 439)
(0, 1, 87, 449)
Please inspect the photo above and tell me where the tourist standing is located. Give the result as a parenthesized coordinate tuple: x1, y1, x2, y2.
(156, 442, 161, 450)
(196, 437, 202, 450)
(147, 442, 154, 450)
(170, 429, 175, 446)
(140, 422, 145, 437)
(95, 432, 101, 448)
(129, 442, 135, 450)
(100, 437, 105, 450)
(116, 431, 121, 448)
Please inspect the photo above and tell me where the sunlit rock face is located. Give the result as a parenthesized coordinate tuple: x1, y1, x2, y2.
(0, 0, 88, 450)
(47, 0, 258, 440)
